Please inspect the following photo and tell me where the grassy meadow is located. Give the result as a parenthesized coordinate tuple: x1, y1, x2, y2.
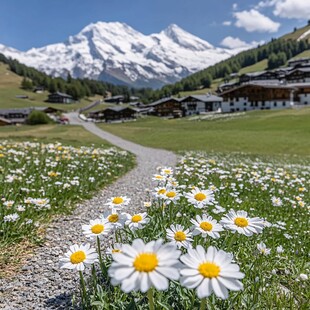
(98, 108, 310, 157)
(0, 124, 108, 147)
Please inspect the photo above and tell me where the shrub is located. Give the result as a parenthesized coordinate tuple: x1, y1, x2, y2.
(26, 110, 51, 125)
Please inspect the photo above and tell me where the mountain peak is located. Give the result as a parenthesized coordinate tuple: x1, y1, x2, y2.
(0, 21, 246, 88)
(161, 23, 213, 51)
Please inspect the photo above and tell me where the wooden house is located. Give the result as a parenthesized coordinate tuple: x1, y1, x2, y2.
(220, 83, 295, 113)
(148, 97, 182, 117)
(89, 107, 136, 122)
(104, 95, 124, 104)
(180, 94, 223, 115)
(0, 108, 31, 124)
(239, 71, 279, 84)
(47, 92, 74, 104)
(285, 68, 310, 83)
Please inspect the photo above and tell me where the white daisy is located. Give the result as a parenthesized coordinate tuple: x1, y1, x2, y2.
(125, 212, 150, 231)
(82, 218, 112, 239)
(154, 186, 167, 199)
(164, 189, 181, 204)
(191, 214, 224, 239)
(220, 210, 265, 236)
(271, 197, 283, 207)
(257, 242, 271, 255)
(152, 174, 166, 182)
(102, 210, 127, 230)
(166, 224, 193, 249)
(106, 243, 123, 256)
(59, 244, 98, 271)
(106, 196, 130, 210)
(161, 167, 173, 176)
(185, 187, 215, 208)
(108, 238, 181, 293)
(180, 245, 244, 299)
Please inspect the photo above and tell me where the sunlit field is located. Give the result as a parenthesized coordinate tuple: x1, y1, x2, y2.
(98, 108, 310, 156)
(0, 141, 134, 276)
(60, 153, 309, 309)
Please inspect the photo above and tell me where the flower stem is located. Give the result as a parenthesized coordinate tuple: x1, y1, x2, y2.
(97, 236, 107, 276)
(200, 297, 206, 310)
(147, 288, 155, 310)
(79, 270, 88, 308)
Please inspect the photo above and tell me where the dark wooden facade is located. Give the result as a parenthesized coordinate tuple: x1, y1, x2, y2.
(239, 71, 279, 84)
(47, 92, 74, 104)
(89, 107, 136, 122)
(149, 98, 182, 117)
(221, 84, 293, 102)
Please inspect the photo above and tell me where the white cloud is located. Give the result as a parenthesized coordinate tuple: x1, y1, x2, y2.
(255, 0, 310, 19)
(234, 9, 280, 33)
(222, 21, 232, 26)
(220, 36, 264, 49)
(232, 3, 238, 10)
(273, 0, 310, 19)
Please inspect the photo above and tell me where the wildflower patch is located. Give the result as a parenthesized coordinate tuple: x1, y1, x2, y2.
(60, 153, 309, 309)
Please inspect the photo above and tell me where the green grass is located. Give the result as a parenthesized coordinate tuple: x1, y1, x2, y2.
(238, 59, 268, 75)
(98, 108, 310, 156)
(282, 24, 310, 42)
(0, 124, 110, 147)
(291, 50, 310, 60)
(179, 78, 224, 97)
(0, 63, 102, 111)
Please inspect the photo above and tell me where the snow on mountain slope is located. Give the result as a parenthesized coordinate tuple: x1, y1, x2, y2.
(0, 22, 257, 88)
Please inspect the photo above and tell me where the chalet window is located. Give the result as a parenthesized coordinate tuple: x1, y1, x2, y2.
(262, 101, 265, 107)
(236, 108, 240, 111)
(236, 97, 239, 102)
(305, 94, 307, 97)
(274, 102, 277, 107)
(244, 108, 247, 111)
(230, 108, 235, 112)
(230, 102, 234, 106)
(305, 102, 308, 105)
(244, 102, 247, 106)
(282, 102, 286, 106)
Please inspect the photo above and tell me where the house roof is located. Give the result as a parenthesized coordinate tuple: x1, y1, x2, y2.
(49, 92, 73, 98)
(0, 108, 31, 115)
(148, 97, 180, 107)
(0, 117, 11, 124)
(181, 94, 223, 102)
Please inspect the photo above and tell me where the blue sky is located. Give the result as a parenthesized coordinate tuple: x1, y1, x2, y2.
(0, 0, 309, 51)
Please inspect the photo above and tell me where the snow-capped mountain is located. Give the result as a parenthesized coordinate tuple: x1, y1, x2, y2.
(0, 22, 256, 88)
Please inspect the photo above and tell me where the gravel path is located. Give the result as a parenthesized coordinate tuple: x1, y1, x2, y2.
(0, 114, 177, 309)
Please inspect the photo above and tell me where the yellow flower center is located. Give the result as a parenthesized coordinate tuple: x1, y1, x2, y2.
(194, 193, 206, 201)
(166, 191, 176, 198)
(158, 189, 166, 195)
(174, 231, 186, 241)
(155, 175, 163, 179)
(200, 222, 213, 231)
(164, 169, 172, 174)
(108, 214, 119, 223)
(112, 249, 121, 253)
(234, 217, 248, 227)
(133, 253, 158, 272)
(70, 251, 86, 264)
(198, 262, 221, 278)
(132, 214, 142, 222)
(91, 224, 104, 234)
(112, 197, 124, 204)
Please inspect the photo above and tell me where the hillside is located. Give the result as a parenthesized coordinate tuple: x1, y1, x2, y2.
(156, 23, 310, 99)
(0, 62, 102, 110)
